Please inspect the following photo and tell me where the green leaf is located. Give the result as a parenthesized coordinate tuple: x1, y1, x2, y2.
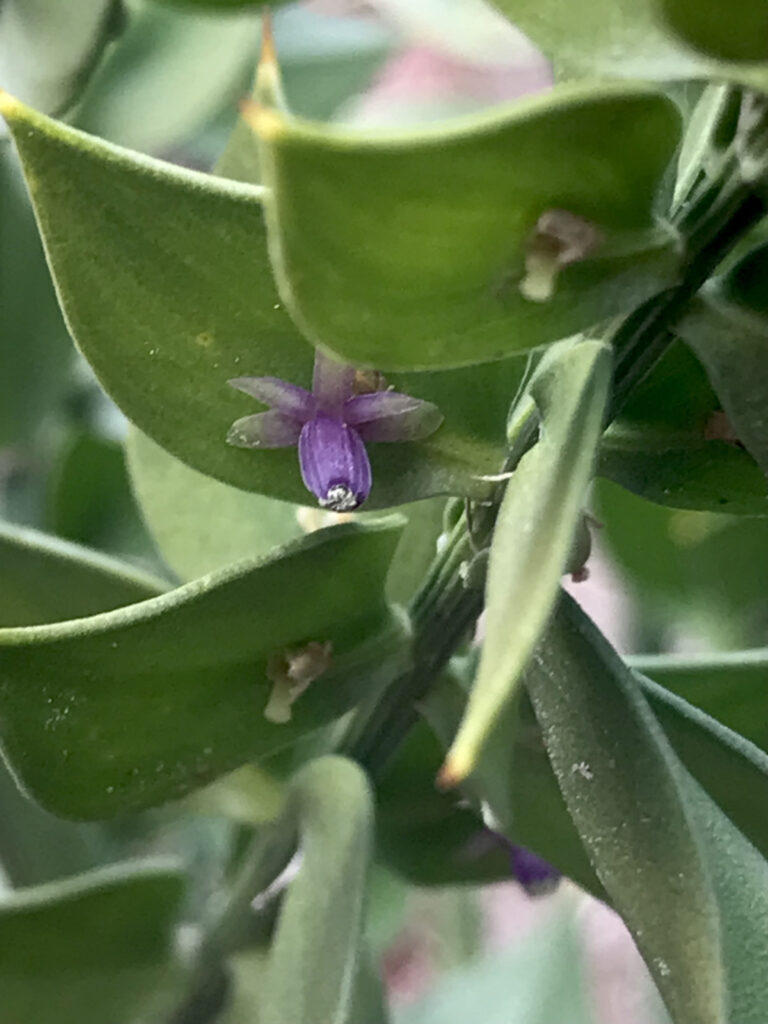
(429, 614, 768, 1022)
(0, 0, 120, 117)
(490, 0, 768, 88)
(256, 82, 681, 370)
(346, 950, 391, 1024)
(397, 905, 590, 1024)
(444, 339, 611, 782)
(632, 647, 768, 755)
(77, 2, 384, 157)
(74, 2, 262, 154)
(0, 145, 73, 447)
(0, 94, 532, 507)
(523, 593, 724, 1024)
(0, 519, 405, 818)
(659, 0, 768, 62)
(50, 430, 158, 565)
(0, 759, 105, 888)
(599, 442, 768, 514)
(599, 339, 768, 515)
(215, 8, 389, 184)
(0, 520, 165, 627)
(127, 428, 304, 580)
(0, 860, 185, 1024)
(681, 774, 768, 1024)
(676, 243, 768, 481)
(422, 669, 605, 896)
(128, 428, 443, 602)
(638, 671, 768, 864)
(261, 756, 373, 1024)
(595, 477, 768, 641)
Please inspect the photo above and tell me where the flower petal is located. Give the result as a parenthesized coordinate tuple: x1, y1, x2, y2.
(344, 391, 443, 442)
(226, 411, 303, 449)
(312, 350, 355, 414)
(228, 376, 315, 420)
(298, 414, 371, 510)
(510, 845, 560, 896)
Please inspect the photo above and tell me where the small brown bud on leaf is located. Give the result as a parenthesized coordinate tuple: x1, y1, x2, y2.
(521, 209, 603, 302)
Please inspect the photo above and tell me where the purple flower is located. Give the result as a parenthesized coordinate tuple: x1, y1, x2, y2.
(226, 351, 443, 511)
(464, 829, 561, 896)
(509, 844, 560, 896)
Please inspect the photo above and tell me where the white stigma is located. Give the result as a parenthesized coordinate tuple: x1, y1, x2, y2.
(320, 484, 359, 513)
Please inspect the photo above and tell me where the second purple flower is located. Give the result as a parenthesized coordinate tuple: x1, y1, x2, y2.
(226, 350, 443, 511)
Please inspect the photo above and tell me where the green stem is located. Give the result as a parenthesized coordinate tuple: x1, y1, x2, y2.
(351, 90, 768, 785)
(166, 825, 297, 1024)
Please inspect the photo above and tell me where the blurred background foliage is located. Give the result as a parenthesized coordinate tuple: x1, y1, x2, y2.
(2, 1, 766, 1022)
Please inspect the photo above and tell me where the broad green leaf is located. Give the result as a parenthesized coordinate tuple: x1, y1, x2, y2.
(0, 521, 165, 627)
(256, 82, 681, 369)
(397, 905, 590, 1024)
(0, 94, 531, 507)
(0, 0, 120, 118)
(681, 774, 768, 1024)
(546, 616, 768, 1021)
(75, 2, 261, 154)
(0, 860, 186, 1024)
(128, 428, 444, 601)
(430, 610, 768, 962)
(261, 756, 373, 1024)
(490, 0, 768, 88)
(524, 593, 724, 1024)
(50, 430, 158, 566)
(599, 442, 768, 514)
(444, 339, 611, 782)
(422, 671, 604, 896)
(599, 339, 768, 514)
(0, 759, 105, 888)
(632, 647, 768, 754)
(127, 428, 304, 580)
(595, 477, 768, 642)
(638, 672, 768, 863)
(676, 243, 768, 480)
(659, 0, 768, 62)
(0, 144, 73, 447)
(77, 3, 384, 157)
(0, 520, 405, 818)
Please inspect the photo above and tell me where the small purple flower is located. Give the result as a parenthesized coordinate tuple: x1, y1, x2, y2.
(509, 844, 560, 896)
(226, 350, 443, 511)
(464, 829, 561, 896)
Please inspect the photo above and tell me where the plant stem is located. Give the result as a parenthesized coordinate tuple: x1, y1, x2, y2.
(351, 90, 768, 785)
(166, 825, 297, 1024)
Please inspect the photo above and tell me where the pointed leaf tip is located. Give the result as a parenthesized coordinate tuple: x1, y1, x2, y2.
(0, 89, 20, 119)
(260, 8, 277, 69)
(255, 8, 286, 113)
(240, 99, 284, 142)
(436, 756, 466, 790)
